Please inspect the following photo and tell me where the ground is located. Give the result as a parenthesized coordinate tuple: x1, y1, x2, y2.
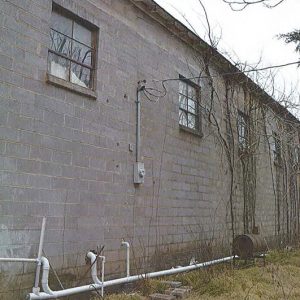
(92, 249, 300, 300)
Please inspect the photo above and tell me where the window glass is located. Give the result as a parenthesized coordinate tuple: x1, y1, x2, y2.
(188, 100, 196, 114)
(188, 114, 196, 128)
(179, 81, 187, 96)
(188, 85, 196, 100)
(71, 63, 91, 88)
(50, 30, 72, 56)
(178, 78, 199, 131)
(51, 11, 72, 36)
(74, 22, 92, 46)
(48, 8, 95, 89)
(179, 94, 187, 109)
(48, 53, 70, 80)
(179, 110, 188, 127)
(238, 111, 248, 148)
(71, 42, 92, 66)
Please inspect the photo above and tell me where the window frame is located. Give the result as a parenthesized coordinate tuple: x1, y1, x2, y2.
(178, 75, 202, 136)
(47, 3, 98, 96)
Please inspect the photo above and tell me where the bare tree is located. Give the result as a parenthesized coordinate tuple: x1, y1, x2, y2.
(222, 0, 285, 11)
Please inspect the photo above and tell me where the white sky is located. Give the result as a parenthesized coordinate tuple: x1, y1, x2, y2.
(154, 0, 300, 102)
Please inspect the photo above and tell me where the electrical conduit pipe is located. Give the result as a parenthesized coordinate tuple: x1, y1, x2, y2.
(27, 255, 235, 300)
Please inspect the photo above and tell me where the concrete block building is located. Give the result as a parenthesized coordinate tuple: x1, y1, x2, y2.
(0, 0, 299, 298)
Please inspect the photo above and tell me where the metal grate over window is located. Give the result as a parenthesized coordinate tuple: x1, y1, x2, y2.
(48, 9, 95, 89)
(179, 78, 200, 131)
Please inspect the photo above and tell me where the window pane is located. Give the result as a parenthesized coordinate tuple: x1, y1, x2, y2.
(48, 52, 70, 81)
(51, 11, 72, 36)
(187, 114, 196, 129)
(50, 29, 72, 57)
(71, 42, 92, 66)
(74, 22, 92, 46)
(188, 85, 196, 100)
(71, 63, 91, 88)
(179, 94, 187, 109)
(188, 99, 196, 114)
(179, 110, 187, 127)
(179, 81, 187, 96)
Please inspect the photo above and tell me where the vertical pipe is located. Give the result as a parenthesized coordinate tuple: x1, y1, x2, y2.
(100, 256, 105, 297)
(87, 252, 106, 297)
(33, 217, 47, 294)
(121, 241, 130, 277)
(136, 80, 146, 162)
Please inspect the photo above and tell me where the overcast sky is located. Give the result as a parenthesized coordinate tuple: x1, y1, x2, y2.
(154, 0, 300, 101)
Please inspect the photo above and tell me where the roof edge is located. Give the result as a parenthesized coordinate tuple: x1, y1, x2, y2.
(129, 0, 299, 124)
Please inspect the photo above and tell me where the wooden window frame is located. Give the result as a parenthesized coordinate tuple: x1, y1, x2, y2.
(178, 75, 202, 136)
(47, 3, 98, 96)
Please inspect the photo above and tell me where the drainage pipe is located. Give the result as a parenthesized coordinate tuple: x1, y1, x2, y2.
(27, 255, 235, 300)
(121, 241, 130, 277)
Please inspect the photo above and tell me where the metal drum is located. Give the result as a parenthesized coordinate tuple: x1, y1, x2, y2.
(233, 234, 267, 259)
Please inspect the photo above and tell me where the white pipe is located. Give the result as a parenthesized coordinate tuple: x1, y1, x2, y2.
(27, 255, 235, 300)
(100, 255, 105, 297)
(33, 217, 47, 294)
(40, 257, 54, 296)
(121, 241, 130, 277)
(0, 258, 38, 263)
(87, 252, 105, 297)
(86, 252, 102, 286)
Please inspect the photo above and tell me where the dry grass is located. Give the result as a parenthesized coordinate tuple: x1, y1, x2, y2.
(92, 249, 300, 300)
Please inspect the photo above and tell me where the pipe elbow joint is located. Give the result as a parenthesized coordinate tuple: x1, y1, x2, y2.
(40, 257, 50, 271)
(121, 241, 130, 248)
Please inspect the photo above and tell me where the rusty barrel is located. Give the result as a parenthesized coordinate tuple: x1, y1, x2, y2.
(233, 234, 267, 259)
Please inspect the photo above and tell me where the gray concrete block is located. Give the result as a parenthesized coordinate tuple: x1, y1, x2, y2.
(168, 288, 191, 299)
(0, 53, 12, 70)
(150, 294, 176, 300)
(52, 150, 71, 165)
(5, 142, 30, 159)
(161, 281, 182, 288)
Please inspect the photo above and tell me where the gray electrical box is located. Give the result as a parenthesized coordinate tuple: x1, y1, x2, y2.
(134, 162, 145, 184)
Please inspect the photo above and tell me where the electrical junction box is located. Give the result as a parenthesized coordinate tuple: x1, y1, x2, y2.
(134, 162, 145, 184)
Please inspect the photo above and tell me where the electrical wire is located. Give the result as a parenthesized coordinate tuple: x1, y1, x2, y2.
(150, 60, 300, 85)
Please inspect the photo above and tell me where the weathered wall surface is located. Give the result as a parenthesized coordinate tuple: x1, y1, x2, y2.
(0, 0, 296, 299)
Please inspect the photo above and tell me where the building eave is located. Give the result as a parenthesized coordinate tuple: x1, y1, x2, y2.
(129, 0, 299, 124)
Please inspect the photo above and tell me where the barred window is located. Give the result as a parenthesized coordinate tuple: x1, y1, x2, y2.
(179, 77, 200, 132)
(48, 5, 96, 89)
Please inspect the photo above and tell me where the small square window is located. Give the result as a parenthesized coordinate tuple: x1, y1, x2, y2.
(48, 5, 96, 90)
(178, 76, 201, 133)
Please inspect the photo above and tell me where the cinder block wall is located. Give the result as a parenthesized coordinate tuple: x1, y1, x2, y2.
(0, 0, 278, 298)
